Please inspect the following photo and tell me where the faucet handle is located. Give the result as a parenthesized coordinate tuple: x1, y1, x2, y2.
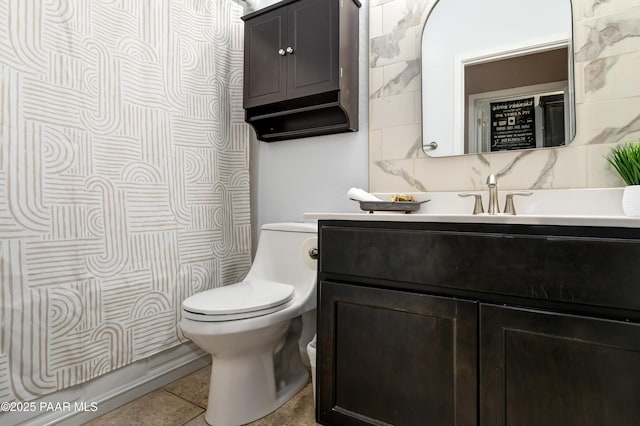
(458, 193, 484, 215)
(503, 191, 533, 215)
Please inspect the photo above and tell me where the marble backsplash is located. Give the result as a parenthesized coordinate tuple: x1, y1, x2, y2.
(369, 0, 640, 193)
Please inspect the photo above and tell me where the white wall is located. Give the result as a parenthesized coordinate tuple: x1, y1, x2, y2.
(255, 1, 370, 228)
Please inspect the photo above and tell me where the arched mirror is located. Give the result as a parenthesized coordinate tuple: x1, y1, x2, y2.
(421, 0, 575, 157)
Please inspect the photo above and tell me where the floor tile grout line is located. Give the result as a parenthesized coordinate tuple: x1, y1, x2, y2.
(180, 406, 206, 426)
(163, 388, 208, 410)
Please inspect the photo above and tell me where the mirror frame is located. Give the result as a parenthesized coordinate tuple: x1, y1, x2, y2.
(420, 0, 576, 157)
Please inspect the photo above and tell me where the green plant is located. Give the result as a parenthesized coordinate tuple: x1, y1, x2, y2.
(606, 141, 640, 186)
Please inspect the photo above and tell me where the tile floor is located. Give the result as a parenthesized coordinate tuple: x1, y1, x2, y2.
(84, 365, 319, 426)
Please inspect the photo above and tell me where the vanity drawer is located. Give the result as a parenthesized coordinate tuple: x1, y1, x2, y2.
(319, 222, 640, 313)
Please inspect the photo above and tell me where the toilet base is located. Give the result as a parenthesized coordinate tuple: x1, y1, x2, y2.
(201, 319, 309, 426)
(204, 357, 308, 426)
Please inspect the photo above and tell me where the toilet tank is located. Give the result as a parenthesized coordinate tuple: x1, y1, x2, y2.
(246, 222, 318, 295)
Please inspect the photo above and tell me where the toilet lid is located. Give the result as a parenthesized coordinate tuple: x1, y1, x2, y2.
(182, 280, 295, 319)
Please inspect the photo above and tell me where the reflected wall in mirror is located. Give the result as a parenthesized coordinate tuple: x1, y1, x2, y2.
(421, 0, 575, 157)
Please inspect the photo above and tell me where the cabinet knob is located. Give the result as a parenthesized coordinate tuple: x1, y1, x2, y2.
(286, 46, 294, 54)
(278, 48, 286, 56)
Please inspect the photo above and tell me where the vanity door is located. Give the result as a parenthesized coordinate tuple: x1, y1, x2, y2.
(318, 281, 477, 426)
(243, 5, 288, 108)
(480, 303, 640, 426)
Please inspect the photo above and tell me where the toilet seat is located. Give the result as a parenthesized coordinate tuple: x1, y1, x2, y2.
(182, 279, 295, 322)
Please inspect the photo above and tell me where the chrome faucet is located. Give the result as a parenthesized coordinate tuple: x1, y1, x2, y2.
(486, 174, 500, 215)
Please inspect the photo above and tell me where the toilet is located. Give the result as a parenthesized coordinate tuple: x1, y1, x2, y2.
(180, 222, 318, 426)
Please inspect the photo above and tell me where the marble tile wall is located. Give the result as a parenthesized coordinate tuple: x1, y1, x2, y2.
(369, 0, 640, 193)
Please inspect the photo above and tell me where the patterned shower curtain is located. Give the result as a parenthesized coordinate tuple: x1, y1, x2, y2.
(0, 0, 251, 402)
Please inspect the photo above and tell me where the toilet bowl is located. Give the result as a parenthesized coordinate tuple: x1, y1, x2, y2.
(180, 222, 318, 426)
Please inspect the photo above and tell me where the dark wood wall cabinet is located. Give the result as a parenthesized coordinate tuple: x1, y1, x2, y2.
(242, 0, 360, 142)
(317, 220, 640, 426)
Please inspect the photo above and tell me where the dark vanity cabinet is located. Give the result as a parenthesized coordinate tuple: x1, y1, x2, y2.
(480, 304, 640, 426)
(319, 282, 477, 426)
(317, 221, 640, 426)
(242, 0, 360, 142)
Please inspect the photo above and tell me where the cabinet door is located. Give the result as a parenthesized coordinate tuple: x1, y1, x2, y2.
(286, 0, 340, 100)
(480, 304, 640, 426)
(318, 281, 477, 426)
(243, 7, 288, 108)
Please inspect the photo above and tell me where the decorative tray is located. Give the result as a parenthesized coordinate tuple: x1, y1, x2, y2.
(355, 199, 430, 214)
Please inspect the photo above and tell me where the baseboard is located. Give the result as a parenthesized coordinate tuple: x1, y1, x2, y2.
(4, 343, 210, 426)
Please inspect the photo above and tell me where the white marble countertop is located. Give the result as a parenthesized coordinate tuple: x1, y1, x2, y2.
(304, 188, 640, 228)
(303, 211, 640, 228)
